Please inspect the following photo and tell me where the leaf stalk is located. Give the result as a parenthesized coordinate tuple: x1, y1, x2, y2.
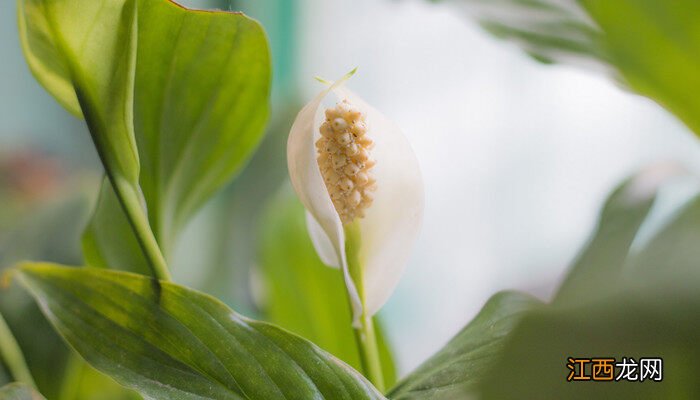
(111, 178, 172, 281)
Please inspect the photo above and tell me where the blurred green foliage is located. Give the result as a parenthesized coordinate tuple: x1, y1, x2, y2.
(448, 0, 700, 135)
(0, 383, 45, 400)
(479, 172, 700, 398)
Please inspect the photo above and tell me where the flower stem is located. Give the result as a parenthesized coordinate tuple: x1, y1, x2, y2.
(353, 314, 385, 392)
(111, 177, 172, 281)
(0, 312, 36, 388)
(344, 222, 385, 392)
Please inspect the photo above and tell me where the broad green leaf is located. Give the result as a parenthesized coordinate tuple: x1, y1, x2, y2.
(19, 0, 271, 270)
(446, 0, 700, 134)
(258, 187, 397, 388)
(0, 383, 46, 400)
(16, 263, 385, 400)
(131, 0, 270, 249)
(387, 291, 542, 400)
(477, 174, 700, 398)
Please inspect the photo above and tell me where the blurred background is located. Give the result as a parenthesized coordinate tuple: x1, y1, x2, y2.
(2, 0, 700, 380)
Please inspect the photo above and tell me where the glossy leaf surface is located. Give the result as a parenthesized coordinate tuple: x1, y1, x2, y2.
(16, 264, 384, 400)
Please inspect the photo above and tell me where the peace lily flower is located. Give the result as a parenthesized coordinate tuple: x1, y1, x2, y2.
(287, 70, 424, 330)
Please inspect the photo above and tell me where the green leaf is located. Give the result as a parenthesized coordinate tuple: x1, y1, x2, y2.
(0, 383, 46, 400)
(81, 179, 150, 275)
(258, 186, 397, 388)
(477, 174, 700, 398)
(16, 0, 81, 117)
(18, 0, 140, 187)
(387, 291, 542, 400)
(58, 354, 142, 400)
(447, 0, 700, 134)
(131, 0, 270, 249)
(553, 175, 656, 304)
(15, 263, 385, 400)
(19, 0, 271, 271)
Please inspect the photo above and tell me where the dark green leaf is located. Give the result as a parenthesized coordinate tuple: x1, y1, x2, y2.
(0, 383, 45, 400)
(477, 173, 700, 399)
(387, 291, 542, 399)
(16, 263, 384, 400)
(446, 0, 700, 134)
(479, 283, 700, 399)
(258, 186, 397, 388)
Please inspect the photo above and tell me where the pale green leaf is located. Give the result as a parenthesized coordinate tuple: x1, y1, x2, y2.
(18, 0, 140, 186)
(16, 263, 384, 400)
(17, 0, 81, 117)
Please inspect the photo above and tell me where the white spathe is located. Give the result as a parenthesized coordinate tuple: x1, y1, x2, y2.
(287, 73, 424, 325)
